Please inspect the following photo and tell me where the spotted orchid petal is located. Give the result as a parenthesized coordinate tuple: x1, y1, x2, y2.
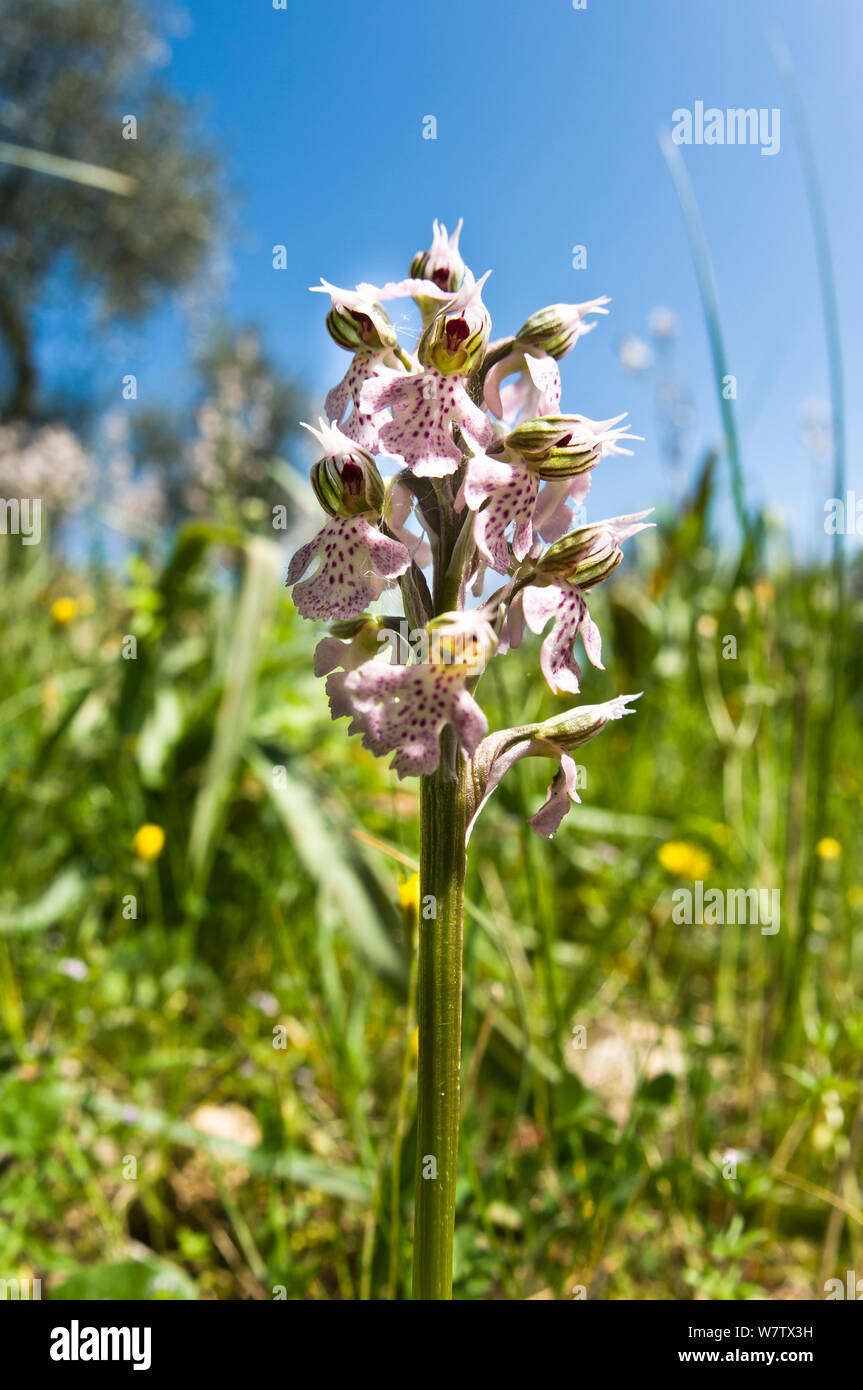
(286, 514, 410, 621)
(360, 370, 493, 477)
(484, 349, 562, 424)
(313, 619, 385, 680)
(325, 351, 401, 453)
(329, 662, 488, 778)
(528, 754, 583, 836)
(522, 581, 604, 694)
(461, 453, 539, 573)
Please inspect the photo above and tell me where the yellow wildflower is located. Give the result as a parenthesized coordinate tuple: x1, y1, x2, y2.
(399, 872, 421, 913)
(658, 840, 712, 879)
(50, 596, 79, 624)
(816, 837, 841, 862)
(132, 823, 165, 862)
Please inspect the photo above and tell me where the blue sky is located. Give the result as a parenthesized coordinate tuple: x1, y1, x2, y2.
(49, 0, 863, 549)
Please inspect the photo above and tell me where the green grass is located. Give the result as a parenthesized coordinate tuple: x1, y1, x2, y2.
(0, 469, 861, 1300)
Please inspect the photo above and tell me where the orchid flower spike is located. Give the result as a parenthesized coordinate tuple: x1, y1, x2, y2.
(287, 220, 649, 838)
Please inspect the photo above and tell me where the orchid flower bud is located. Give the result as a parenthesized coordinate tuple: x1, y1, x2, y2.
(325, 298, 398, 353)
(503, 416, 601, 479)
(311, 453, 385, 518)
(529, 694, 642, 752)
(418, 270, 492, 376)
(535, 511, 654, 585)
(513, 298, 611, 360)
(410, 218, 465, 318)
(311, 279, 399, 352)
(546, 543, 623, 590)
(303, 418, 385, 517)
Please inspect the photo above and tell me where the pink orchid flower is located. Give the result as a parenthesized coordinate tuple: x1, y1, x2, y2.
(328, 661, 488, 779)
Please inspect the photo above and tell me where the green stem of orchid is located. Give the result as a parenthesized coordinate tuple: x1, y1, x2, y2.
(412, 747, 468, 1299)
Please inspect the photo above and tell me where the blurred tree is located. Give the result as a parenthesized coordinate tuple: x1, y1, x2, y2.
(118, 325, 308, 532)
(185, 327, 307, 520)
(0, 0, 221, 419)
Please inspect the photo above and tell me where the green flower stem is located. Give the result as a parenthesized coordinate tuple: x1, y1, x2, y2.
(413, 749, 468, 1299)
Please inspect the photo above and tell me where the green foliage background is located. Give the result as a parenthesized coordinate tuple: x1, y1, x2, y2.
(1, 471, 861, 1300)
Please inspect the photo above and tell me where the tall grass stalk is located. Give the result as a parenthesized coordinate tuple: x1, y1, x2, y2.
(771, 34, 848, 1026)
(659, 133, 752, 554)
